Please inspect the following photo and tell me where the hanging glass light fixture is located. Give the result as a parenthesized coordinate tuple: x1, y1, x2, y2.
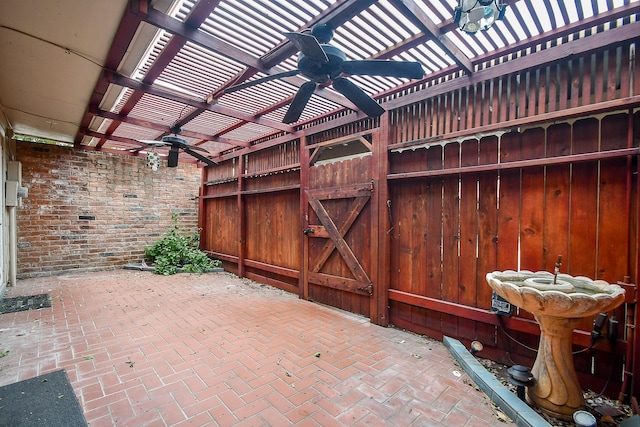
(146, 150, 160, 171)
(454, 0, 507, 34)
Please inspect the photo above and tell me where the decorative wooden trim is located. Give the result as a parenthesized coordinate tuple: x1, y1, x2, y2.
(389, 96, 640, 151)
(306, 182, 373, 200)
(308, 197, 369, 273)
(244, 259, 299, 279)
(388, 147, 640, 181)
(245, 271, 299, 295)
(205, 251, 238, 263)
(388, 289, 620, 350)
(308, 272, 370, 294)
(309, 199, 372, 288)
(242, 163, 301, 178)
(304, 131, 374, 151)
(202, 192, 238, 199)
(240, 184, 300, 195)
(201, 184, 301, 198)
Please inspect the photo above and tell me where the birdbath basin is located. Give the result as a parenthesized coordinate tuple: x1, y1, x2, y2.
(486, 270, 625, 419)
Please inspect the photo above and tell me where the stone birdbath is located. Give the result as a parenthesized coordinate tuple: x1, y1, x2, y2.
(486, 269, 625, 419)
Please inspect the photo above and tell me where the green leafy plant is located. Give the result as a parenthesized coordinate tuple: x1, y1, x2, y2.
(144, 214, 221, 275)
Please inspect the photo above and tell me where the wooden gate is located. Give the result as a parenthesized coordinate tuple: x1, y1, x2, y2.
(301, 135, 377, 319)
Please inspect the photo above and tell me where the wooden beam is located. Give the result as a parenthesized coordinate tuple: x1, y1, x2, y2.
(243, 259, 299, 279)
(245, 271, 299, 295)
(308, 272, 370, 295)
(92, 108, 249, 148)
(75, 0, 148, 145)
(211, 5, 640, 162)
(388, 147, 640, 180)
(390, 0, 473, 74)
(140, 6, 354, 109)
(103, 70, 294, 133)
(388, 289, 615, 349)
(95, 1, 219, 149)
(240, 184, 300, 195)
(204, 251, 238, 263)
(303, 131, 374, 150)
(307, 182, 373, 200)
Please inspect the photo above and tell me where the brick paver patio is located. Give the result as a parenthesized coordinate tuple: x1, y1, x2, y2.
(0, 270, 511, 426)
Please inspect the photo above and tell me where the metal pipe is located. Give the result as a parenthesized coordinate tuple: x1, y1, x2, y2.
(8, 205, 16, 287)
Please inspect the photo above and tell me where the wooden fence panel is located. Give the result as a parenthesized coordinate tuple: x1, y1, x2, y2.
(497, 131, 522, 272)
(441, 143, 461, 337)
(569, 122, 602, 378)
(598, 114, 631, 283)
(570, 118, 600, 279)
(458, 139, 479, 341)
(244, 191, 300, 270)
(543, 123, 571, 272)
(389, 180, 419, 325)
(202, 197, 238, 256)
(519, 128, 546, 271)
(476, 136, 499, 345)
(425, 146, 444, 332)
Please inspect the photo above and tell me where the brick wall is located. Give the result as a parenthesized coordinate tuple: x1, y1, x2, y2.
(16, 141, 202, 278)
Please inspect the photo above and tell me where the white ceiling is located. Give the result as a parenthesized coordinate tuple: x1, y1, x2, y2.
(0, 0, 129, 142)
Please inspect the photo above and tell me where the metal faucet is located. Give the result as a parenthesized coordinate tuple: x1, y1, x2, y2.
(554, 255, 562, 284)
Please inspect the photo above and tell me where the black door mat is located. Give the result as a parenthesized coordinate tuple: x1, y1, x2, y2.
(0, 294, 51, 314)
(0, 369, 86, 426)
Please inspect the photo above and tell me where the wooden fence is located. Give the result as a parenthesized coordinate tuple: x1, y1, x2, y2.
(201, 39, 640, 398)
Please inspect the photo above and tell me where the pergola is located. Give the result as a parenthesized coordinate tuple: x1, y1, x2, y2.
(2, 0, 638, 164)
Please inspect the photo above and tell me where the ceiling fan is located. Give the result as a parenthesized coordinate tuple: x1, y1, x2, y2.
(134, 125, 217, 168)
(225, 24, 425, 124)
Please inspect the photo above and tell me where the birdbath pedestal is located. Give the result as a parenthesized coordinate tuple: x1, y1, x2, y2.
(486, 270, 625, 420)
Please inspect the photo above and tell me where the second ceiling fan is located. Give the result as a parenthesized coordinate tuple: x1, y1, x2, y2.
(225, 24, 425, 124)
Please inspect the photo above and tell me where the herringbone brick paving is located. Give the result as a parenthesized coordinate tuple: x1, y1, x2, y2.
(0, 270, 511, 426)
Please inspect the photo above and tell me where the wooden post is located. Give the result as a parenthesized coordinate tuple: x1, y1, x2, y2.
(299, 134, 310, 300)
(238, 154, 246, 277)
(198, 172, 205, 250)
(373, 116, 391, 326)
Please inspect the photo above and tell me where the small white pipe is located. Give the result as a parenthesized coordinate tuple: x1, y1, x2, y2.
(8, 205, 16, 287)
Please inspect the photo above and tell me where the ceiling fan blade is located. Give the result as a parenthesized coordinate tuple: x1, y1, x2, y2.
(332, 77, 385, 118)
(284, 32, 328, 63)
(283, 81, 317, 124)
(169, 141, 210, 153)
(129, 141, 168, 152)
(138, 139, 167, 144)
(182, 147, 218, 167)
(225, 69, 300, 93)
(340, 60, 425, 79)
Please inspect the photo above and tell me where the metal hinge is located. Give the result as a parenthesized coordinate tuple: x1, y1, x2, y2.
(357, 283, 374, 295)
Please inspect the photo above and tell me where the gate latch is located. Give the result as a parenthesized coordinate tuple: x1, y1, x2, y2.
(357, 283, 374, 295)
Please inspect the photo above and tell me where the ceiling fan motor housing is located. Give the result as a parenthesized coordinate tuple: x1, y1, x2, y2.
(298, 45, 346, 82)
(161, 135, 188, 144)
(167, 147, 180, 167)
